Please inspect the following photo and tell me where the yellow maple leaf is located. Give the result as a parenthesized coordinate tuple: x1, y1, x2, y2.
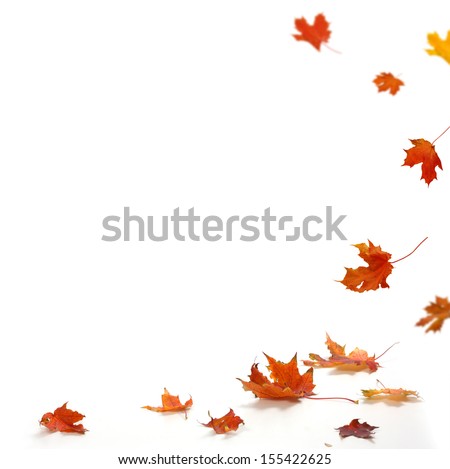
(426, 31, 450, 65)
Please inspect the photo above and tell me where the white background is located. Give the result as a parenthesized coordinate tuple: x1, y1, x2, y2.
(1, 0, 449, 467)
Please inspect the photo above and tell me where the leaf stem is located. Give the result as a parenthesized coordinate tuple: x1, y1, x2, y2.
(305, 396, 358, 404)
(375, 342, 399, 360)
(324, 43, 342, 54)
(431, 125, 450, 145)
(391, 237, 428, 264)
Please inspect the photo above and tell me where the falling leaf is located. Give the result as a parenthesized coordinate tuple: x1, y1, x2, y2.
(373, 72, 404, 95)
(339, 240, 393, 292)
(142, 388, 193, 417)
(303, 334, 397, 372)
(426, 31, 450, 65)
(40, 402, 87, 434)
(201, 409, 244, 434)
(339, 238, 428, 292)
(238, 353, 315, 399)
(292, 13, 331, 51)
(416, 296, 450, 332)
(403, 139, 443, 185)
(336, 419, 378, 438)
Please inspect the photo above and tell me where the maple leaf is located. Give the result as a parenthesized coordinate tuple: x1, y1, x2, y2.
(339, 240, 393, 292)
(373, 72, 404, 95)
(362, 388, 419, 399)
(303, 334, 397, 373)
(40, 402, 87, 434)
(426, 30, 450, 65)
(142, 388, 193, 417)
(339, 238, 428, 292)
(201, 409, 244, 434)
(403, 139, 443, 185)
(238, 353, 315, 399)
(292, 13, 331, 51)
(336, 419, 378, 438)
(416, 296, 450, 333)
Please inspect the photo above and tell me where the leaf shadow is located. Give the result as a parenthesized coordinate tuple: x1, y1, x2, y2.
(360, 395, 423, 407)
(141, 409, 190, 421)
(326, 365, 373, 376)
(198, 428, 243, 439)
(33, 429, 86, 439)
(339, 435, 377, 444)
(240, 398, 301, 411)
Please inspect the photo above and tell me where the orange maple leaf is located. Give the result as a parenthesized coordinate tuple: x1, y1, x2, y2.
(292, 13, 331, 51)
(40, 402, 87, 434)
(416, 296, 450, 333)
(201, 409, 244, 434)
(339, 240, 393, 292)
(362, 381, 419, 400)
(373, 72, 404, 95)
(336, 419, 378, 439)
(402, 126, 449, 185)
(403, 139, 443, 185)
(303, 334, 397, 373)
(339, 238, 427, 292)
(142, 388, 193, 417)
(238, 353, 315, 399)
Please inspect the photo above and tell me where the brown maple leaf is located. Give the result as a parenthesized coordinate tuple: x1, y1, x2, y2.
(303, 334, 397, 373)
(339, 238, 428, 292)
(238, 353, 315, 399)
(142, 388, 193, 418)
(373, 72, 404, 95)
(292, 13, 331, 51)
(336, 419, 378, 438)
(40, 402, 87, 434)
(416, 296, 450, 332)
(201, 409, 244, 434)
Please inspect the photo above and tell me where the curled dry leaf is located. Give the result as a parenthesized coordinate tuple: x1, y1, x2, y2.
(336, 419, 378, 439)
(238, 353, 315, 399)
(303, 334, 396, 373)
(142, 388, 193, 417)
(40, 402, 87, 434)
(201, 409, 244, 434)
(426, 30, 450, 65)
(373, 72, 404, 95)
(416, 296, 450, 333)
(292, 13, 331, 51)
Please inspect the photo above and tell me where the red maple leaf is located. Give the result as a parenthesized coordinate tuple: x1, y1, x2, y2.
(336, 419, 378, 438)
(292, 13, 331, 51)
(201, 409, 244, 434)
(40, 402, 87, 434)
(402, 126, 449, 185)
(403, 139, 443, 185)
